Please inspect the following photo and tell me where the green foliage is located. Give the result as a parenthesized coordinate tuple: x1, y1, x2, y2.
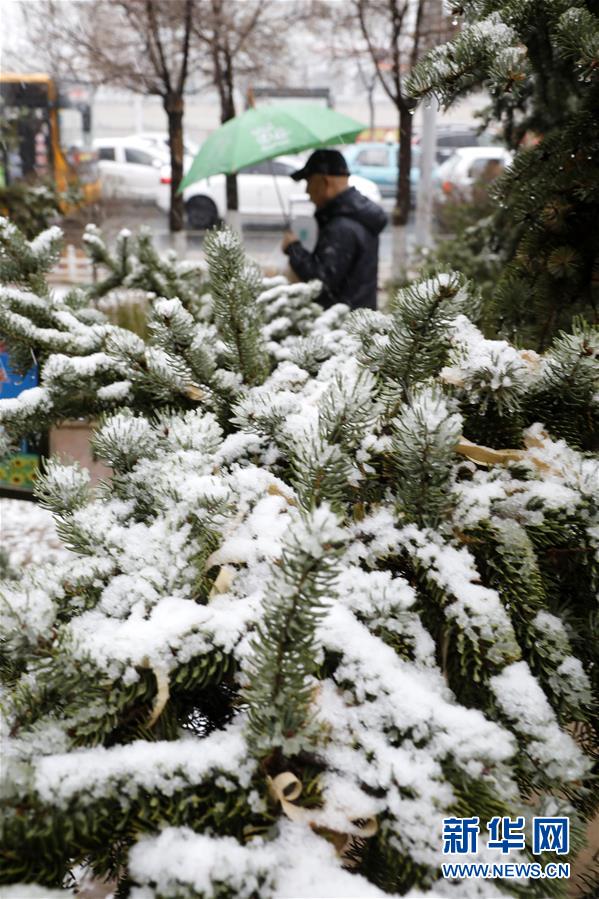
(524, 318, 599, 449)
(83, 224, 209, 320)
(0, 220, 597, 897)
(365, 273, 478, 403)
(36, 458, 92, 515)
(0, 182, 63, 240)
(391, 387, 462, 529)
(203, 226, 269, 386)
(244, 506, 346, 758)
(426, 197, 505, 324)
(98, 292, 149, 340)
(408, 0, 599, 347)
(0, 215, 62, 295)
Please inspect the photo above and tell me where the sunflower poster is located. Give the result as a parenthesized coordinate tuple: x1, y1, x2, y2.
(0, 342, 40, 494)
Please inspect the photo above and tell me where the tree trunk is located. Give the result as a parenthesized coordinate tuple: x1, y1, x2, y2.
(391, 105, 415, 277)
(226, 174, 238, 212)
(367, 83, 375, 136)
(222, 51, 238, 212)
(165, 92, 185, 233)
(393, 105, 413, 227)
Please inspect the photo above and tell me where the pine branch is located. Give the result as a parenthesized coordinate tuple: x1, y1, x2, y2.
(203, 226, 269, 386)
(391, 386, 462, 528)
(361, 273, 478, 411)
(0, 217, 62, 294)
(244, 505, 346, 757)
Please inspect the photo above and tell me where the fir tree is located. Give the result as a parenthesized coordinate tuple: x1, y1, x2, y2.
(0, 220, 597, 898)
(408, 0, 599, 349)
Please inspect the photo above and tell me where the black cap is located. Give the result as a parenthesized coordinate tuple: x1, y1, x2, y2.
(290, 148, 350, 181)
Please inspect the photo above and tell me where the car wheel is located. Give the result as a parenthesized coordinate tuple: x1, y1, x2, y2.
(186, 196, 218, 230)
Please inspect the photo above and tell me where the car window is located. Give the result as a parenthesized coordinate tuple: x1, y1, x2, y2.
(124, 148, 156, 166)
(238, 160, 293, 175)
(269, 161, 295, 176)
(438, 132, 479, 149)
(468, 157, 505, 179)
(438, 156, 460, 179)
(239, 161, 267, 175)
(355, 147, 389, 167)
(98, 146, 115, 161)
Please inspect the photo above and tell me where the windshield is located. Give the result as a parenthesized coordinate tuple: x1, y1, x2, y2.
(58, 108, 89, 150)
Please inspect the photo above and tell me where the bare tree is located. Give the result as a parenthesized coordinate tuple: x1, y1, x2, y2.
(354, 0, 428, 229)
(23, 0, 198, 232)
(306, 0, 450, 271)
(193, 0, 295, 214)
(356, 57, 380, 137)
(314, 2, 384, 139)
(347, 0, 453, 273)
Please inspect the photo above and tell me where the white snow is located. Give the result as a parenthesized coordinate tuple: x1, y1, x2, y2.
(0, 498, 73, 568)
(490, 662, 589, 779)
(34, 725, 253, 804)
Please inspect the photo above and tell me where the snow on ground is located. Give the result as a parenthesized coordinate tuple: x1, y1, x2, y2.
(0, 498, 73, 569)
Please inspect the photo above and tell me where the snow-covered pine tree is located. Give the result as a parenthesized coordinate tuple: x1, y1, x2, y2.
(0, 220, 598, 898)
(407, 0, 599, 350)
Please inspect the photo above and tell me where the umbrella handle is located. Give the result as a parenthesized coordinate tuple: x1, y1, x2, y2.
(267, 159, 291, 231)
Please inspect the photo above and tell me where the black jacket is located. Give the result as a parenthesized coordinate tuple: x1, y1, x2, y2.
(285, 187, 388, 310)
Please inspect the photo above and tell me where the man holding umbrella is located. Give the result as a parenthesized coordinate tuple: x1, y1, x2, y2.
(281, 149, 388, 311)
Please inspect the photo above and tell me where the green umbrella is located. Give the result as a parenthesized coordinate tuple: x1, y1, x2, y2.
(179, 102, 365, 191)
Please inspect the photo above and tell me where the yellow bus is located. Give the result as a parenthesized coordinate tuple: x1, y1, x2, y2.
(0, 72, 101, 205)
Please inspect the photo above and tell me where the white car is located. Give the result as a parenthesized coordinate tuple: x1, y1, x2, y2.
(434, 146, 513, 202)
(133, 131, 199, 161)
(156, 155, 383, 229)
(93, 137, 170, 200)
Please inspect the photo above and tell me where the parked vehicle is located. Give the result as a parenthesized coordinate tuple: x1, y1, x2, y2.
(433, 126, 496, 164)
(133, 131, 199, 162)
(93, 137, 170, 200)
(434, 147, 512, 195)
(156, 155, 383, 230)
(434, 146, 512, 203)
(342, 142, 421, 201)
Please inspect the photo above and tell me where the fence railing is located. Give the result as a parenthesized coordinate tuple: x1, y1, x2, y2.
(47, 245, 96, 285)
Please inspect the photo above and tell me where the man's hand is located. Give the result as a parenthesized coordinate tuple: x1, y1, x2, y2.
(281, 230, 299, 252)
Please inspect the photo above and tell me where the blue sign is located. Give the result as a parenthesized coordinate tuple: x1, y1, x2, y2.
(0, 342, 40, 492)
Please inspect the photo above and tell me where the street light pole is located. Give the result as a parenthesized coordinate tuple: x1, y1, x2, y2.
(415, 95, 437, 249)
(414, 0, 453, 253)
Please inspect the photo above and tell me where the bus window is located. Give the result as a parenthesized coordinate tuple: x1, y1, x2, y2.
(2, 108, 52, 183)
(58, 107, 86, 150)
(1, 74, 100, 202)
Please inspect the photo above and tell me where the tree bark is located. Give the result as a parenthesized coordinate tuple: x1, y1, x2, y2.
(367, 82, 375, 136)
(392, 104, 415, 277)
(165, 91, 185, 232)
(393, 105, 413, 227)
(222, 47, 238, 212)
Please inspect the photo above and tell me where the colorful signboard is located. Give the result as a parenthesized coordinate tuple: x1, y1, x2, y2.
(0, 342, 41, 494)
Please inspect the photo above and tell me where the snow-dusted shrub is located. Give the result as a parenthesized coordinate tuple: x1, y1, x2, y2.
(0, 220, 597, 898)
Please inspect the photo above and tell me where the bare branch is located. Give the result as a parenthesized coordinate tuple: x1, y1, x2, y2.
(355, 0, 396, 105)
(410, 0, 427, 70)
(143, 0, 172, 92)
(176, 0, 194, 94)
(230, 0, 265, 57)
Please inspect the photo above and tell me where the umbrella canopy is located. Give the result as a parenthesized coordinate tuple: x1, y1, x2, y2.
(179, 102, 365, 191)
